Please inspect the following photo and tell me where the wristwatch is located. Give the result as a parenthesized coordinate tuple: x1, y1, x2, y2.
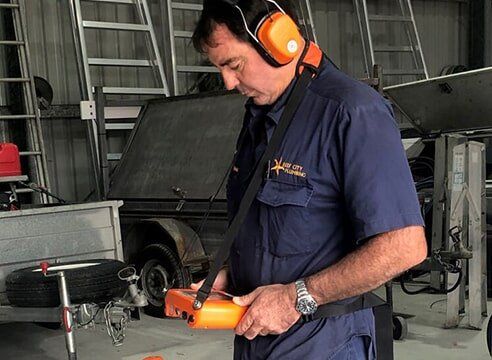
(295, 279, 318, 316)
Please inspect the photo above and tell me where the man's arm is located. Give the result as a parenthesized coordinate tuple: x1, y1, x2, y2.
(234, 225, 427, 339)
(305, 225, 427, 305)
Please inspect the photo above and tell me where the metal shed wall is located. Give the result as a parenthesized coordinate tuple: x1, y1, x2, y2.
(0, 0, 473, 201)
(1, 0, 469, 105)
(313, 0, 468, 80)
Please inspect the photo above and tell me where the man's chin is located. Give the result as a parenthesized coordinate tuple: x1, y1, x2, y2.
(251, 95, 271, 106)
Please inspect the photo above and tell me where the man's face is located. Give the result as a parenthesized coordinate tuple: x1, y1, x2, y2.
(204, 24, 283, 105)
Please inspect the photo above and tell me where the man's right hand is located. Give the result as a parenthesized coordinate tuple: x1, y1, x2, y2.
(190, 268, 229, 292)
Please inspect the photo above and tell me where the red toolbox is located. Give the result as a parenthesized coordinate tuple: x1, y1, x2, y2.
(0, 143, 21, 177)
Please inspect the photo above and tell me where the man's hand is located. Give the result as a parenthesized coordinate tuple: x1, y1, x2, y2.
(190, 268, 229, 292)
(233, 283, 300, 340)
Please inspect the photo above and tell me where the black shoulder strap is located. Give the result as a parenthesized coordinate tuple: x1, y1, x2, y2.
(194, 66, 317, 309)
(300, 292, 386, 323)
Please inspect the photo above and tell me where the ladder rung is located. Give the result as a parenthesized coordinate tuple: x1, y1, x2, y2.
(368, 15, 412, 22)
(383, 69, 426, 75)
(374, 46, 413, 53)
(174, 30, 193, 38)
(104, 106, 141, 119)
(83, 21, 150, 32)
(107, 153, 122, 161)
(0, 114, 36, 120)
(177, 65, 219, 73)
(172, 2, 203, 11)
(0, 78, 30, 83)
(0, 4, 19, 9)
(19, 151, 41, 157)
(105, 123, 135, 130)
(88, 58, 153, 67)
(82, 0, 135, 4)
(0, 40, 24, 46)
(100, 87, 167, 95)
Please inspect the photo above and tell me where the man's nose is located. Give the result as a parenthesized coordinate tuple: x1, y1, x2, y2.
(221, 69, 239, 91)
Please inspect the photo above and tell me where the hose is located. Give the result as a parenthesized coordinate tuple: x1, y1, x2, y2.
(399, 270, 463, 295)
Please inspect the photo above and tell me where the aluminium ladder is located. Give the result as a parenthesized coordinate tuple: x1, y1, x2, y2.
(0, 0, 50, 203)
(166, 0, 318, 96)
(70, 0, 170, 100)
(353, 0, 428, 82)
(69, 0, 170, 190)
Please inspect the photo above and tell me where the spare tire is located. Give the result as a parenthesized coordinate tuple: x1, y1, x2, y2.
(6, 259, 127, 307)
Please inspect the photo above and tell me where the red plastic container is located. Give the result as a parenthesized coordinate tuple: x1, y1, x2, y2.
(0, 143, 21, 177)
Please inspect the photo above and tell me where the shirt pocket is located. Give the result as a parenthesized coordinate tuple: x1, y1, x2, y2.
(256, 179, 314, 257)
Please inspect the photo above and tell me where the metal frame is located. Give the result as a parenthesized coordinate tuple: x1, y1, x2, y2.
(431, 135, 487, 329)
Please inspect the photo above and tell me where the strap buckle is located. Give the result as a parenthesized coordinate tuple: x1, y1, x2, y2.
(296, 41, 323, 77)
(194, 284, 213, 310)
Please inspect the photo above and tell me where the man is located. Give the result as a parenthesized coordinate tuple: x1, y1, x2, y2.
(191, 0, 427, 359)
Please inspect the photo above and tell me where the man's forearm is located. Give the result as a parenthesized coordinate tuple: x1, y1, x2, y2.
(305, 226, 427, 305)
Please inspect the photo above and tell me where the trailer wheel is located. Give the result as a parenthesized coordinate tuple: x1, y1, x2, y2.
(6, 259, 127, 307)
(138, 243, 191, 318)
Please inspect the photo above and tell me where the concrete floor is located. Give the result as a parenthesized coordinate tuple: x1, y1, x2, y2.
(0, 286, 490, 359)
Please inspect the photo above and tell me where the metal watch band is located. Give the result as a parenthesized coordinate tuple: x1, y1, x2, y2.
(295, 279, 310, 298)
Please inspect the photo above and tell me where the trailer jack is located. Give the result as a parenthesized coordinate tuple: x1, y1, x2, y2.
(39, 263, 148, 359)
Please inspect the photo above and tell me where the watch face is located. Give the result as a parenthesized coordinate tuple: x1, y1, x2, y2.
(297, 298, 318, 315)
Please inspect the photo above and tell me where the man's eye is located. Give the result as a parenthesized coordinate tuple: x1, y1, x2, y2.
(230, 63, 241, 71)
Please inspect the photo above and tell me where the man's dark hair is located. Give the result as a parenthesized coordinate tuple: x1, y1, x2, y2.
(192, 0, 298, 53)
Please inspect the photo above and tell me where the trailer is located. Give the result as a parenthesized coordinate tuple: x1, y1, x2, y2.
(0, 201, 148, 359)
(107, 91, 246, 316)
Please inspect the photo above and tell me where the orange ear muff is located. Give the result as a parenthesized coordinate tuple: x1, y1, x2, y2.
(256, 12, 303, 66)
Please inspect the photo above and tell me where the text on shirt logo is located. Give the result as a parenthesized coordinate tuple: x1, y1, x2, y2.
(270, 158, 307, 178)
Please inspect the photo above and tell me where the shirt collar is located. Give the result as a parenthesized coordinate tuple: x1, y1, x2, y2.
(243, 77, 296, 125)
(244, 56, 333, 125)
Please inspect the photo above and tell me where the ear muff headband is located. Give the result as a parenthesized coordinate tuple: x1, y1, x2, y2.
(225, 0, 303, 67)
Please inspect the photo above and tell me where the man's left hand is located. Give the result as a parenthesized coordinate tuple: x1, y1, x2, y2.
(233, 283, 300, 340)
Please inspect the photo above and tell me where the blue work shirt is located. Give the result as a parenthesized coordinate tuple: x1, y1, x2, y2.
(226, 57, 424, 359)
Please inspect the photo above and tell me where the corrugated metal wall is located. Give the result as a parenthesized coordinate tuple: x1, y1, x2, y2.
(0, 0, 471, 201)
(14, 0, 470, 103)
(41, 112, 92, 202)
(313, 0, 468, 80)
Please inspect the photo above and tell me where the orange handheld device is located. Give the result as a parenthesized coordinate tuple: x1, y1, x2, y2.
(165, 289, 247, 329)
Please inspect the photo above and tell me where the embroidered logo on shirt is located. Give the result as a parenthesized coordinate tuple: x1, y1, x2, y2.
(270, 158, 307, 178)
(270, 158, 286, 176)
